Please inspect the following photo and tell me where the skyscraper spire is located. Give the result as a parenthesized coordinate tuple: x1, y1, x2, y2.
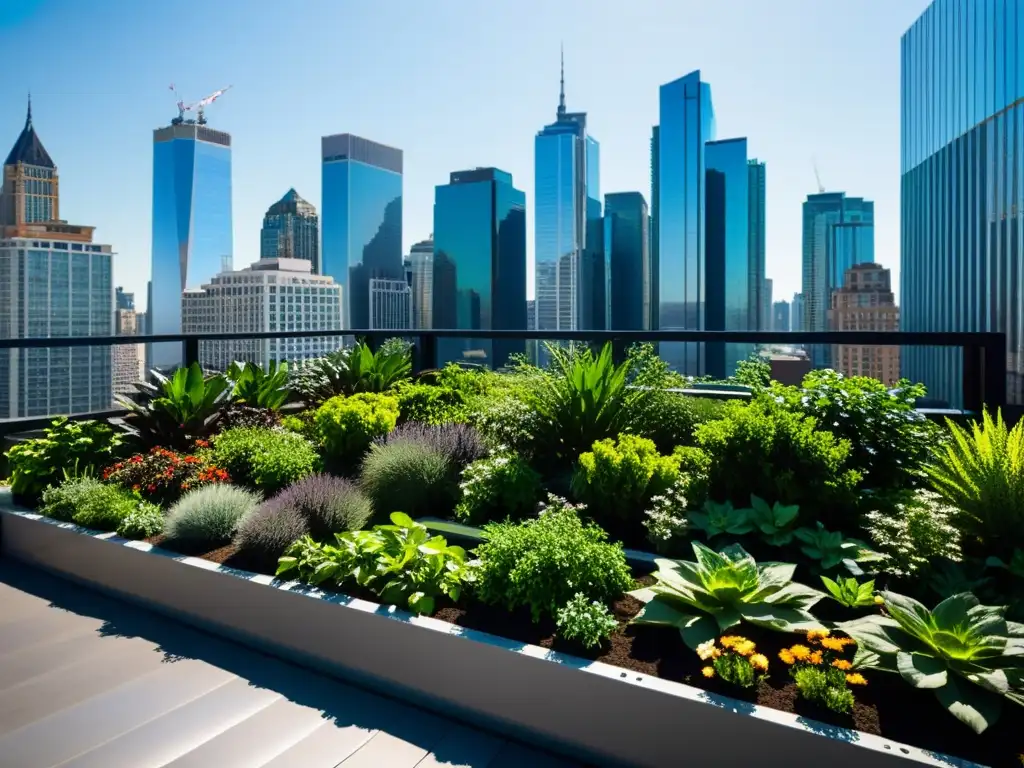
(557, 44, 566, 118)
(26, 92, 32, 128)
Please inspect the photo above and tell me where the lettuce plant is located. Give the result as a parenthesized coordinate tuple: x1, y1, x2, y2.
(629, 541, 825, 649)
(687, 500, 754, 540)
(839, 592, 1024, 734)
(748, 495, 800, 546)
(794, 522, 883, 575)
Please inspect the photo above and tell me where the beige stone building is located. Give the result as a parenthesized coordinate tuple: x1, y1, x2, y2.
(828, 263, 900, 385)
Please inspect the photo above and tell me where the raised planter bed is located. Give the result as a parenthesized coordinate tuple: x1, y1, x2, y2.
(0, 503, 979, 768)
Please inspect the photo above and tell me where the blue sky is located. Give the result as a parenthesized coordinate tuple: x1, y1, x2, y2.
(0, 0, 929, 311)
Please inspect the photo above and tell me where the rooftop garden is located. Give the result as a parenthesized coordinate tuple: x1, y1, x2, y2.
(5, 341, 1023, 766)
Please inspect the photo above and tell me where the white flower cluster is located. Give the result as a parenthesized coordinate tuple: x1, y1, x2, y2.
(864, 489, 962, 577)
(642, 479, 690, 545)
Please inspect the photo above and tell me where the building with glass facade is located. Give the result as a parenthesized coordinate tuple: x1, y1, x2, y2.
(603, 192, 649, 331)
(408, 238, 434, 329)
(150, 122, 232, 370)
(115, 287, 134, 311)
(654, 70, 716, 373)
(792, 292, 804, 332)
(705, 138, 752, 378)
(902, 0, 1024, 405)
(368, 278, 411, 330)
(260, 188, 319, 272)
(534, 53, 601, 335)
(772, 300, 791, 332)
(747, 160, 767, 329)
(321, 134, 403, 331)
(801, 192, 874, 368)
(433, 167, 526, 368)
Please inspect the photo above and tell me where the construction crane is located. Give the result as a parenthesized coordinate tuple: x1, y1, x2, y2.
(169, 84, 232, 125)
(812, 158, 825, 193)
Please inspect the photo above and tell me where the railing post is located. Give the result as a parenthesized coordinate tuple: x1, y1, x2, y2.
(183, 337, 200, 370)
(982, 334, 1007, 413)
(415, 333, 437, 374)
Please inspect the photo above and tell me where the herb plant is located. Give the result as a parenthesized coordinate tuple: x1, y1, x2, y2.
(839, 591, 1024, 734)
(115, 502, 165, 540)
(454, 453, 541, 525)
(629, 541, 825, 649)
(394, 382, 468, 426)
(164, 484, 261, 549)
(359, 440, 455, 518)
(211, 427, 319, 494)
(556, 593, 619, 649)
(821, 575, 877, 609)
(315, 392, 399, 460)
(39, 477, 144, 532)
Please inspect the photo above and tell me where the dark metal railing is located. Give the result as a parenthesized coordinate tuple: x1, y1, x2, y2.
(0, 329, 1007, 437)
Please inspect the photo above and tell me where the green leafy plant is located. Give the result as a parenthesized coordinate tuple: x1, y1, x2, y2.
(696, 635, 770, 689)
(164, 484, 261, 550)
(555, 593, 619, 649)
(821, 576, 877, 609)
(116, 502, 164, 540)
(694, 398, 861, 529)
(359, 440, 455, 518)
(839, 591, 1024, 734)
(987, 549, 1024, 579)
(454, 453, 541, 525)
(226, 360, 291, 410)
(779, 630, 864, 714)
(732, 355, 771, 389)
(570, 434, 681, 535)
(687, 500, 754, 540)
(926, 409, 1024, 557)
(5, 417, 123, 504)
(291, 342, 411, 403)
(116, 363, 231, 450)
(629, 541, 825, 649)
(794, 523, 883, 575)
(863, 489, 962, 578)
(211, 427, 319, 495)
(927, 560, 992, 600)
(280, 410, 317, 440)
(394, 381, 468, 425)
(475, 495, 633, 622)
(315, 392, 399, 461)
(748, 495, 800, 546)
(39, 476, 142, 532)
(794, 666, 857, 714)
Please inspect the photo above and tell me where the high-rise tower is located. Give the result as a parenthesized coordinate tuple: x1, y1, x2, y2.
(260, 188, 319, 272)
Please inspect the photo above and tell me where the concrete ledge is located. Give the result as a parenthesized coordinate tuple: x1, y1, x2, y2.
(0, 507, 975, 768)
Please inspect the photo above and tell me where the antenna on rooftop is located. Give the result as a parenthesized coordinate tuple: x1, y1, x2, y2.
(812, 158, 825, 194)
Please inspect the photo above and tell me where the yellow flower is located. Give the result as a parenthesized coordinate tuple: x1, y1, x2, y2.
(845, 673, 868, 686)
(806, 628, 831, 642)
(733, 640, 757, 657)
(696, 640, 719, 661)
(808, 651, 824, 666)
(832, 659, 853, 671)
(874, 594, 884, 605)
(719, 635, 744, 649)
(749, 653, 769, 672)
(778, 649, 796, 665)
(820, 637, 850, 652)
(701, 666, 716, 679)
(789, 644, 812, 662)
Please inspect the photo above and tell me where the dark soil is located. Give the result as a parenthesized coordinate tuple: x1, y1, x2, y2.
(163, 540, 1022, 767)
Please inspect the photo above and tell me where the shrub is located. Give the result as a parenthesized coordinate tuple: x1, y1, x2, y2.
(233, 505, 309, 573)
(694, 398, 861, 529)
(925, 409, 1024, 558)
(394, 382, 468, 425)
(116, 502, 164, 540)
(379, 422, 487, 472)
(636, 392, 727, 452)
(360, 441, 454, 518)
(774, 370, 936, 491)
(455, 453, 542, 525)
(280, 410, 317, 440)
(103, 446, 229, 506)
(672, 445, 711, 507)
(556, 593, 618, 649)
(475, 495, 633, 622)
(470, 393, 542, 456)
(261, 474, 373, 540)
(315, 392, 399, 461)
(863, 489, 962, 578)
(219, 404, 282, 431)
(291, 342, 411, 403)
(6, 417, 123, 504)
(571, 434, 681, 535)
(211, 427, 319, 495)
(164, 484, 261, 549)
(39, 477, 141, 531)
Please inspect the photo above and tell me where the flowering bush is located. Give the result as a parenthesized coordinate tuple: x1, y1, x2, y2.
(556, 593, 618, 649)
(696, 635, 770, 689)
(778, 629, 863, 714)
(103, 444, 230, 506)
(863, 489, 962, 578)
(454, 453, 541, 525)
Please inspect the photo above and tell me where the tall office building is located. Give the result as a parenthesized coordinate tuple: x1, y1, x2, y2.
(772, 300, 791, 333)
(791, 292, 804, 332)
(802, 192, 874, 367)
(408, 238, 434, 329)
(829, 263, 900, 385)
(763, 278, 773, 331)
(260, 188, 319, 272)
(433, 167, 526, 368)
(321, 133, 403, 331)
(902, 0, 1024, 404)
(115, 287, 135, 311)
(181, 258, 342, 371)
(113, 308, 140, 396)
(604, 192, 650, 331)
(0, 99, 114, 417)
(747, 160, 767, 329)
(705, 138, 752, 378)
(368, 278, 411, 330)
(534, 51, 601, 334)
(149, 117, 232, 370)
(654, 70, 716, 373)
(650, 126, 660, 332)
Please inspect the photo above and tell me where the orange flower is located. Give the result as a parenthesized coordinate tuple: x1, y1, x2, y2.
(820, 636, 855, 652)
(132, 484, 141, 491)
(845, 673, 868, 686)
(788, 645, 811, 662)
(807, 651, 824, 666)
(778, 649, 796, 665)
(806, 629, 831, 643)
(749, 654, 769, 672)
(832, 659, 853, 671)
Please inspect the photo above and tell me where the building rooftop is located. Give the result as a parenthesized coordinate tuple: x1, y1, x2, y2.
(4, 98, 55, 169)
(265, 188, 317, 218)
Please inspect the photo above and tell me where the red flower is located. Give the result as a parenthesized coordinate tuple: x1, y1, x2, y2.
(130, 455, 143, 464)
(147, 484, 156, 492)
(194, 439, 209, 449)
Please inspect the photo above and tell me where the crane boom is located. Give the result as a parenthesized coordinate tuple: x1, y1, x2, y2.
(812, 158, 825, 194)
(169, 84, 232, 125)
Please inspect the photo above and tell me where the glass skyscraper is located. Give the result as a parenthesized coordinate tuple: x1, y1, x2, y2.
(534, 52, 601, 335)
(260, 188, 319, 272)
(654, 70, 716, 373)
(604, 192, 650, 331)
(801, 192, 874, 368)
(902, 0, 1024, 405)
(408, 238, 434, 329)
(433, 167, 526, 368)
(747, 159, 767, 329)
(705, 138, 752, 378)
(150, 122, 232, 370)
(321, 134, 403, 330)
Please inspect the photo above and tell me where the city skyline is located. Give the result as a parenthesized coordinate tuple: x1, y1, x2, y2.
(0, 0, 928, 312)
